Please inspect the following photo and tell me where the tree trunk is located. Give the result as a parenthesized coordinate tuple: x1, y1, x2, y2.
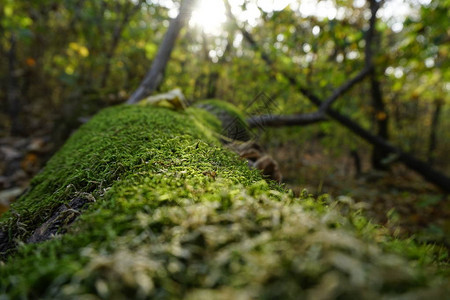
(427, 98, 443, 165)
(365, 0, 390, 170)
(7, 34, 22, 136)
(370, 74, 390, 169)
(351, 150, 362, 177)
(206, 71, 219, 98)
(127, 0, 197, 104)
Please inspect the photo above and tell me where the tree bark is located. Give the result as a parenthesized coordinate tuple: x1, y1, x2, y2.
(427, 98, 443, 165)
(247, 112, 326, 128)
(366, 0, 390, 170)
(7, 34, 22, 135)
(370, 74, 390, 169)
(350, 150, 362, 177)
(127, 0, 197, 104)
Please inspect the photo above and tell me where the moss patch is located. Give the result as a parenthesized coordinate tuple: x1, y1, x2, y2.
(0, 104, 448, 298)
(194, 99, 252, 141)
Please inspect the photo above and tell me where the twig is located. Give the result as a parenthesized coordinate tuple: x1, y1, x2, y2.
(319, 66, 372, 112)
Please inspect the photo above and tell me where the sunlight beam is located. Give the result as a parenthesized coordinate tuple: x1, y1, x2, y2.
(190, 0, 227, 35)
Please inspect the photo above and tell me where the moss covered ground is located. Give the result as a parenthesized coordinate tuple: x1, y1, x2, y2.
(0, 103, 448, 299)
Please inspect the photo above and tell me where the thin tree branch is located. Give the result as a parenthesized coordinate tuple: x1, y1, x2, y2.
(319, 66, 372, 112)
(319, 0, 379, 112)
(7, 34, 22, 135)
(224, 0, 326, 126)
(224, 0, 370, 120)
(247, 112, 326, 128)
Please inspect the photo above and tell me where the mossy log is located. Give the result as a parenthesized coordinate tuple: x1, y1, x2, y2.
(0, 103, 448, 299)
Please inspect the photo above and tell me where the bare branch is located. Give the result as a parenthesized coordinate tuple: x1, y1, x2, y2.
(7, 34, 22, 135)
(319, 0, 380, 112)
(225, 0, 369, 116)
(319, 66, 372, 112)
(247, 112, 326, 128)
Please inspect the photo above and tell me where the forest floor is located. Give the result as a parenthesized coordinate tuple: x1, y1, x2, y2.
(269, 140, 450, 249)
(1, 134, 449, 250)
(0, 135, 54, 216)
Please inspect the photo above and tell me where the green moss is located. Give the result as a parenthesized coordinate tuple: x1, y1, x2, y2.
(194, 99, 248, 126)
(186, 106, 223, 140)
(0, 104, 448, 298)
(194, 99, 252, 141)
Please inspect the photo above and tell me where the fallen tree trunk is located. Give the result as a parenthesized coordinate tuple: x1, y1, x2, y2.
(0, 102, 448, 298)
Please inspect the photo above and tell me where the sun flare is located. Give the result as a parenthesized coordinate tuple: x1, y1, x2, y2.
(190, 0, 227, 35)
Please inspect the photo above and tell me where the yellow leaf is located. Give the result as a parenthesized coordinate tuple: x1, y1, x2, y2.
(4, 6, 13, 17)
(69, 42, 79, 51)
(78, 46, 89, 57)
(68, 42, 89, 57)
(65, 66, 74, 75)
